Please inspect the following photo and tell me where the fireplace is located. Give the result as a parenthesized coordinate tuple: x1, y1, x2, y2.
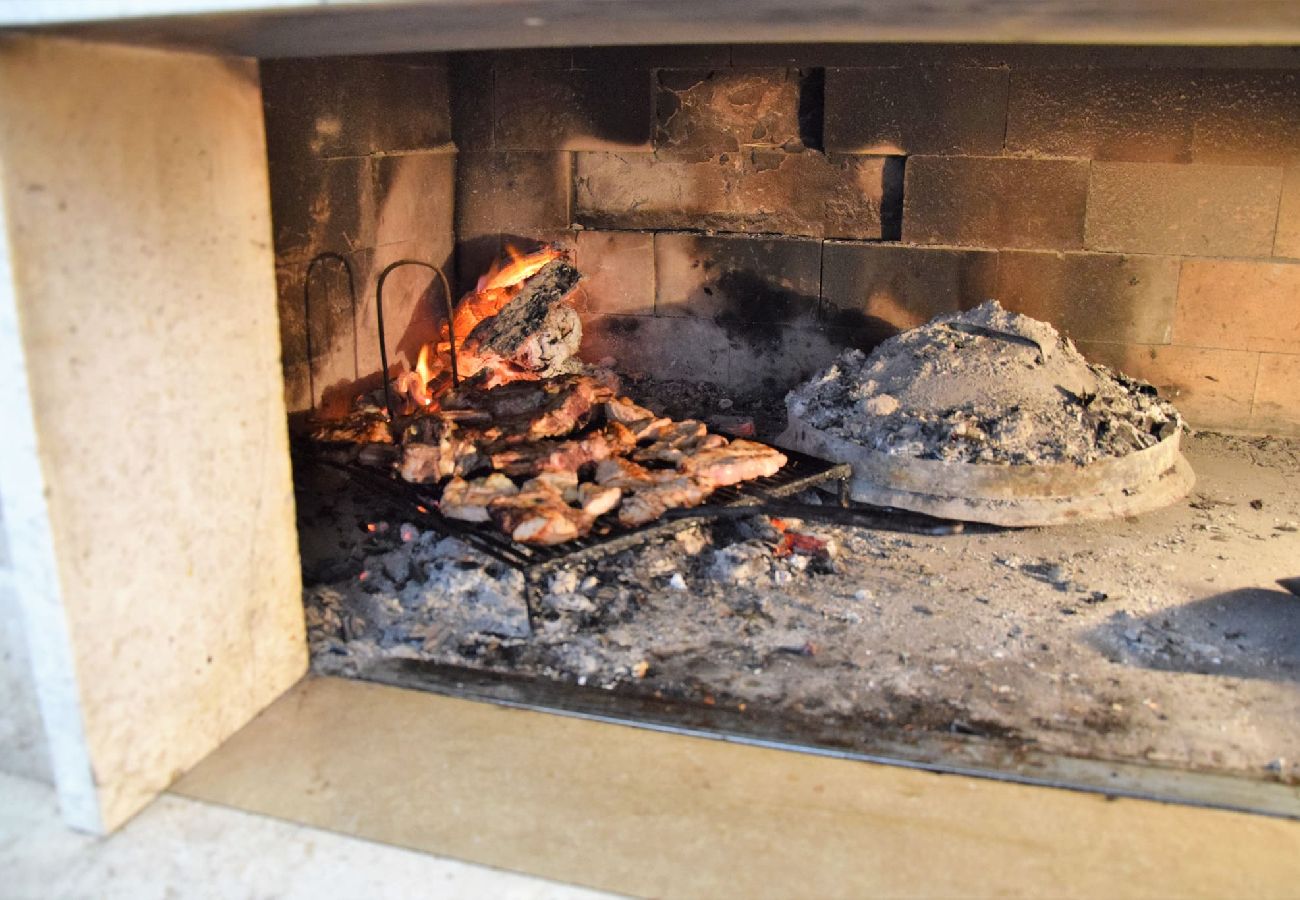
(2, 6, 1300, 887)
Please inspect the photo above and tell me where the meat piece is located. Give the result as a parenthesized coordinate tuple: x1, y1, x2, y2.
(438, 473, 519, 522)
(593, 457, 665, 488)
(490, 424, 627, 477)
(577, 482, 622, 518)
(488, 489, 592, 545)
(632, 420, 724, 465)
(617, 476, 715, 527)
(445, 374, 615, 443)
(522, 470, 579, 503)
(605, 396, 673, 440)
(398, 423, 487, 483)
(678, 439, 788, 486)
(310, 409, 392, 444)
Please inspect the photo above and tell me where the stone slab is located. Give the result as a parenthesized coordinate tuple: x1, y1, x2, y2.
(1252, 353, 1300, 435)
(1174, 258, 1300, 354)
(173, 676, 1300, 900)
(0, 35, 306, 832)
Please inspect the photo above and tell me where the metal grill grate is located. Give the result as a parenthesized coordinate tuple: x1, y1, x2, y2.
(301, 442, 851, 576)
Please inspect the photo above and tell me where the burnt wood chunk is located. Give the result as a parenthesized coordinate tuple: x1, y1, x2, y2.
(465, 259, 584, 373)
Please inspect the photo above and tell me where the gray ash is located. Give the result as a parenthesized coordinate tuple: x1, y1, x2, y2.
(787, 301, 1182, 466)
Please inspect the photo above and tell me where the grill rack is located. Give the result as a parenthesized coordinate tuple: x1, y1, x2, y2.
(299, 441, 852, 627)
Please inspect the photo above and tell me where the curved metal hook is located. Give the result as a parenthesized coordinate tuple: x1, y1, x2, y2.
(375, 259, 456, 422)
(303, 252, 358, 412)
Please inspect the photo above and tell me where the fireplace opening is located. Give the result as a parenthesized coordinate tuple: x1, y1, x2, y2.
(269, 45, 1300, 816)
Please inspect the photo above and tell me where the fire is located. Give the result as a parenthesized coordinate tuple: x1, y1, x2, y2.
(394, 244, 564, 413)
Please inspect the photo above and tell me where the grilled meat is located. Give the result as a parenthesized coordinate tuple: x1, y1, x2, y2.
(490, 423, 632, 477)
(632, 420, 725, 465)
(310, 408, 393, 444)
(398, 422, 487, 483)
(487, 488, 593, 545)
(678, 439, 787, 486)
(616, 476, 715, 526)
(605, 396, 673, 440)
(438, 473, 519, 522)
(577, 482, 622, 518)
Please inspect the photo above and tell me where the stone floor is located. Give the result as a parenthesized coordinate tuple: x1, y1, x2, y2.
(0, 771, 607, 900)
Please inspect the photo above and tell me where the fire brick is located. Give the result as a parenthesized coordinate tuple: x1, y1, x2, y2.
(261, 55, 451, 161)
(820, 243, 997, 345)
(655, 69, 808, 155)
(448, 51, 495, 152)
(1252, 353, 1300, 434)
(1075, 342, 1261, 430)
(1004, 68, 1196, 162)
(1276, 168, 1300, 259)
(824, 67, 1009, 155)
(373, 151, 457, 257)
(268, 154, 376, 259)
(580, 315, 730, 383)
(574, 151, 888, 239)
(996, 250, 1179, 345)
(725, 324, 847, 397)
(574, 230, 656, 316)
(1191, 70, 1300, 166)
(654, 232, 822, 320)
(902, 156, 1089, 250)
(455, 151, 572, 237)
(1174, 259, 1300, 354)
(1086, 162, 1282, 257)
(494, 68, 653, 151)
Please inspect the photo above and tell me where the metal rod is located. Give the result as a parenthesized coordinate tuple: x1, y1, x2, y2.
(303, 252, 358, 412)
(375, 259, 456, 422)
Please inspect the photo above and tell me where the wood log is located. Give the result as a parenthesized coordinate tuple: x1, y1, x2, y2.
(462, 259, 583, 375)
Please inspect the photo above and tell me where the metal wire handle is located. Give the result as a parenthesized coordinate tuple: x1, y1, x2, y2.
(303, 252, 358, 412)
(375, 259, 456, 422)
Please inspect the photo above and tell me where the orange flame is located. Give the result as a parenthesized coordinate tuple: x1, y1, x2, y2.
(393, 245, 564, 413)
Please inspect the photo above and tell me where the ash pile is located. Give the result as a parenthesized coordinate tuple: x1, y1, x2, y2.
(781, 301, 1195, 525)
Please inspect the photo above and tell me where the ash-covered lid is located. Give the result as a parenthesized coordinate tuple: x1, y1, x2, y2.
(787, 301, 1182, 466)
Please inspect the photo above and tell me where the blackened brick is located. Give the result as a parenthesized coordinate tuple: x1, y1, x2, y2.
(575, 151, 887, 239)
(725, 324, 847, 397)
(1086, 162, 1282, 257)
(580, 315, 729, 383)
(261, 56, 451, 161)
(268, 154, 375, 259)
(997, 251, 1179, 345)
(903, 156, 1089, 250)
(825, 67, 1008, 155)
(821, 243, 997, 345)
(575, 230, 655, 315)
(449, 51, 495, 151)
(654, 233, 821, 320)
(494, 68, 652, 151)
(1005, 68, 1196, 162)
(372, 151, 456, 258)
(1192, 70, 1300, 165)
(455, 151, 572, 237)
(656, 69, 806, 155)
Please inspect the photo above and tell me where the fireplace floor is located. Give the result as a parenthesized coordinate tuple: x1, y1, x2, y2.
(295, 431, 1300, 815)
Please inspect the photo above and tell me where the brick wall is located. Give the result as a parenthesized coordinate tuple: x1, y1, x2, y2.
(445, 44, 1300, 436)
(262, 55, 456, 415)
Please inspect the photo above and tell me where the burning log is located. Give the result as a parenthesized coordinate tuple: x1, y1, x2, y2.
(459, 258, 583, 377)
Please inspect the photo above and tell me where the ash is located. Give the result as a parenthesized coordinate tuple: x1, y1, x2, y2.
(787, 301, 1181, 465)
(300, 431, 1300, 785)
